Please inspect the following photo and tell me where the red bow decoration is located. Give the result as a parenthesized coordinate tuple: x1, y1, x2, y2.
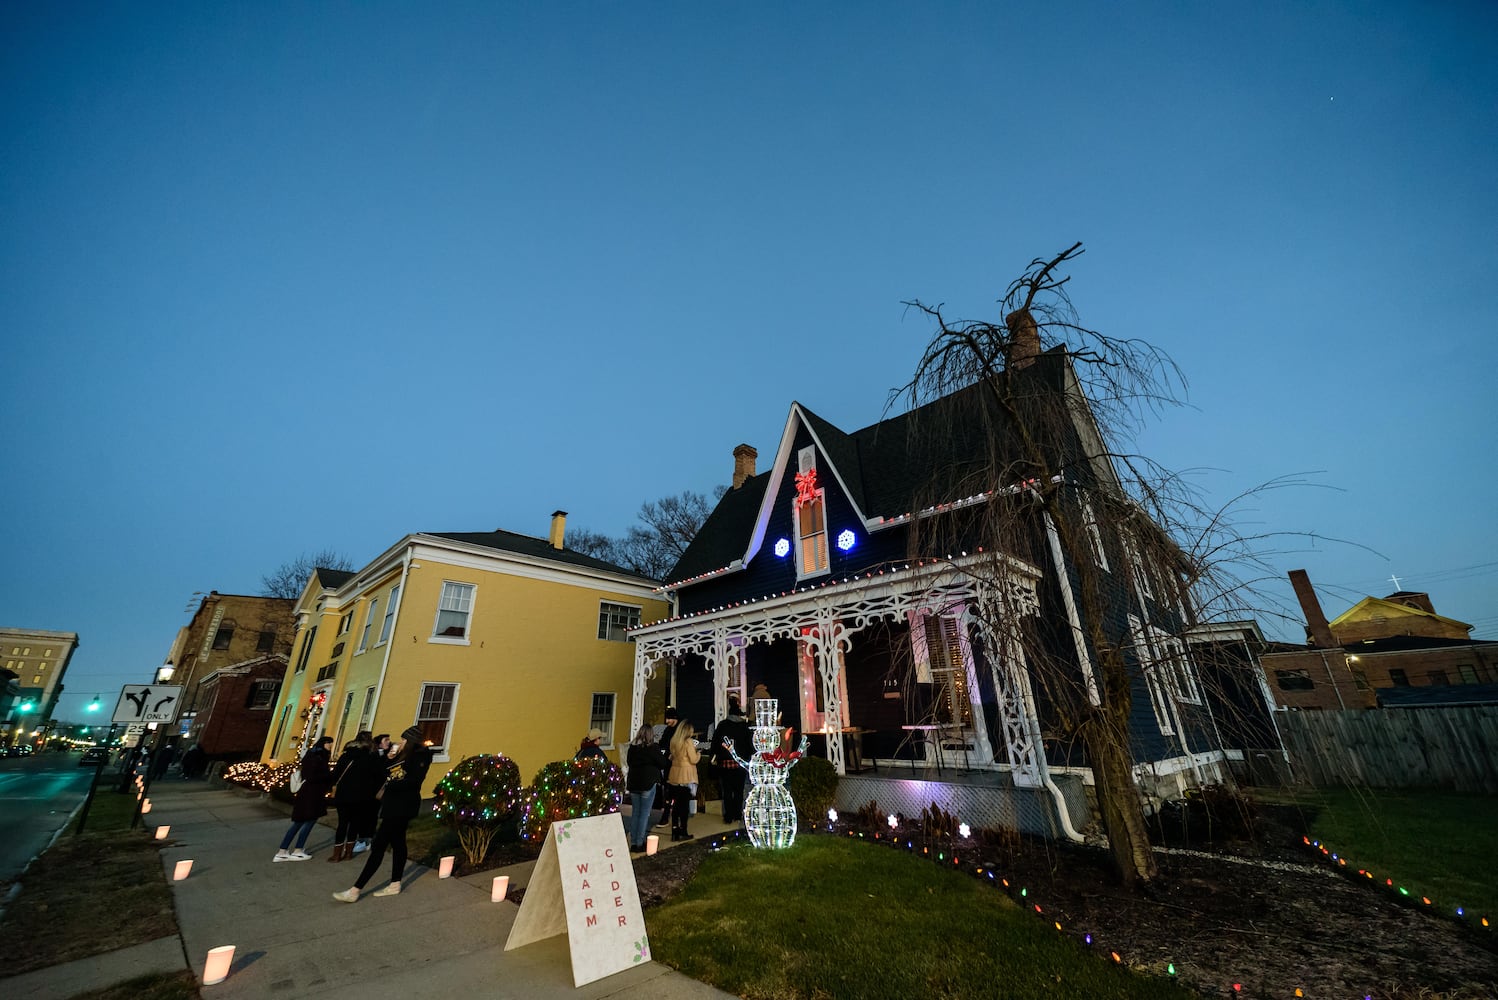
(760, 747, 803, 769)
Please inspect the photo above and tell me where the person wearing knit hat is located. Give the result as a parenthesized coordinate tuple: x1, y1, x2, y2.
(332, 725, 433, 904)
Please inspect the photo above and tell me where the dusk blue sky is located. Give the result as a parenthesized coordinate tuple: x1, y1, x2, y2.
(4, 3, 1495, 721)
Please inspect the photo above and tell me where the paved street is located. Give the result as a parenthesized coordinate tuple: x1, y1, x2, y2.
(0, 753, 95, 881)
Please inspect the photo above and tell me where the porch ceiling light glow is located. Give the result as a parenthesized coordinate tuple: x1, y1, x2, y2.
(836, 529, 855, 551)
(774, 538, 790, 558)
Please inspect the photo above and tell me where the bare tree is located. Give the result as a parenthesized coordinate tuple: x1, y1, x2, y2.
(898, 243, 1305, 887)
(569, 489, 726, 580)
(260, 549, 356, 600)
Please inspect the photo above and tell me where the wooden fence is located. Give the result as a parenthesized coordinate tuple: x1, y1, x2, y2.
(1276, 707, 1498, 794)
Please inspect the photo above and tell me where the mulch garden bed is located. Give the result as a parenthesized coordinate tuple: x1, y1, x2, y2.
(455, 804, 1498, 998)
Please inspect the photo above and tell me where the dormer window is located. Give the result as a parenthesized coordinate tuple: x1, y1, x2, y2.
(793, 447, 829, 577)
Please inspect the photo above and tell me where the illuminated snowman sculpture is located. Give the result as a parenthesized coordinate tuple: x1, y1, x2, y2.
(730, 698, 809, 849)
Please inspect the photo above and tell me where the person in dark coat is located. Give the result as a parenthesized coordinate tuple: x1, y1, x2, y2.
(653, 707, 680, 828)
(150, 741, 178, 780)
(274, 736, 333, 862)
(625, 724, 669, 852)
(178, 743, 206, 779)
(713, 698, 752, 824)
(327, 734, 384, 862)
(575, 728, 608, 760)
(352, 732, 392, 854)
(333, 726, 433, 901)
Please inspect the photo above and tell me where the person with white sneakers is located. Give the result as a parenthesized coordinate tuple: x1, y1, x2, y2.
(333, 726, 433, 902)
(274, 736, 334, 862)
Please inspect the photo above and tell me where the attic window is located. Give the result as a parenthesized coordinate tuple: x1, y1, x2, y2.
(793, 464, 830, 581)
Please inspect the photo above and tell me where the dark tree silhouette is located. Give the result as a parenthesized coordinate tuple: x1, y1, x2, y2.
(260, 549, 355, 599)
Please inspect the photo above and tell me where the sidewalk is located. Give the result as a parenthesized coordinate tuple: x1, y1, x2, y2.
(5, 781, 739, 1000)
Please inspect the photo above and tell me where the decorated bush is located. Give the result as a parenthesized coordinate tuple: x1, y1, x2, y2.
(431, 754, 525, 865)
(222, 760, 297, 793)
(518, 756, 624, 842)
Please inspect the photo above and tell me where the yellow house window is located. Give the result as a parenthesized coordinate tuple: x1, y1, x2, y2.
(433, 583, 475, 640)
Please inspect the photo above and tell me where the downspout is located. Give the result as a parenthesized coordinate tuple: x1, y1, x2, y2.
(1042, 511, 1100, 705)
(1003, 520, 1088, 843)
(1120, 522, 1204, 787)
(1319, 650, 1347, 710)
(1246, 635, 1294, 777)
(365, 545, 414, 730)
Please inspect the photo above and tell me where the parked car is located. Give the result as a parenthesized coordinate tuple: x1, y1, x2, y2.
(79, 746, 110, 767)
(7, 744, 34, 757)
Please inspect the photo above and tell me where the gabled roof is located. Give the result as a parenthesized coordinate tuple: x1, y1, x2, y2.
(1330, 596, 1472, 633)
(426, 529, 658, 584)
(666, 349, 1094, 587)
(315, 568, 354, 590)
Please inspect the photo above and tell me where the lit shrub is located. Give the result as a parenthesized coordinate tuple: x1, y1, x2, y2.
(431, 754, 525, 865)
(519, 757, 624, 842)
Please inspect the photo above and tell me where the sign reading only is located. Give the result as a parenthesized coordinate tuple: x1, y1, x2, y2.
(112, 685, 185, 724)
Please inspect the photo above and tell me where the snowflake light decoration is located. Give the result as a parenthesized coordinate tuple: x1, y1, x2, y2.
(774, 538, 790, 558)
(836, 529, 855, 551)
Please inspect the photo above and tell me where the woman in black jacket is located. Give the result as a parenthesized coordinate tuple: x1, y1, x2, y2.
(333, 726, 433, 902)
(625, 724, 669, 853)
(327, 734, 384, 862)
(274, 737, 333, 862)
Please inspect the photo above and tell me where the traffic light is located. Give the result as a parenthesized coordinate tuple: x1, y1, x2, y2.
(19, 700, 35, 712)
(87, 696, 102, 712)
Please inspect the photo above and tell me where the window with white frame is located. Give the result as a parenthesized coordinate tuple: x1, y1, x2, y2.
(358, 685, 376, 732)
(1129, 617, 1201, 734)
(1125, 535, 1155, 600)
(246, 679, 280, 709)
(293, 625, 317, 674)
(378, 585, 399, 644)
(333, 691, 355, 749)
(589, 693, 616, 747)
(357, 598, 379, 652)
(597, 602, 641, 641)
(415, 682, 458, 751)
(337, 611, 353, 636)
(433, 582, 475, 640)
(1082, 501, 1109, 571)
(794, 446, 829, 578)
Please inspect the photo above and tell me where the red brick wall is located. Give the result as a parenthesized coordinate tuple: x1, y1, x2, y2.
(1262, 644, 1498, 710)
(194, 661, 283, 758)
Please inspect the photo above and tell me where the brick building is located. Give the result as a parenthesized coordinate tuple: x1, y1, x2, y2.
(189, 655, 288, 759)
(162, 592, 295, 758)
(1259, 570, 1497, 710)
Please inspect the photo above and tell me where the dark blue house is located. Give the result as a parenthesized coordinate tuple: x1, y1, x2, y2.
(629, 345, 1233, 837)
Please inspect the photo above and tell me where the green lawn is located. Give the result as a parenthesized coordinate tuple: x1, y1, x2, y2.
(1262, 787, 1498, 921)
(647, 836, 1194, 1000)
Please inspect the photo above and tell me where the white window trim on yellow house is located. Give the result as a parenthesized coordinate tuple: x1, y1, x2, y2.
(264, 529, 668, 790)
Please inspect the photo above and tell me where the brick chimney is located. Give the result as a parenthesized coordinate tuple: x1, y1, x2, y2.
(548, 510, 567, 550)
(1004, 308, 1041, 371)
(732, 444, 758, 489)
(1289, 569, 1337, 648)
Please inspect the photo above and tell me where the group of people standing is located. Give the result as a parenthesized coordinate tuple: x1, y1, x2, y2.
(621, 697, 755, 852)
(269, 726, 435, 903)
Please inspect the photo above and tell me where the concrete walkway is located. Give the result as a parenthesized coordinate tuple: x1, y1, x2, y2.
(2, 781, 739, 999)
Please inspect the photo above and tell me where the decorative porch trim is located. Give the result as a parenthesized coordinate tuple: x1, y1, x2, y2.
(630, 555, 1043, 777)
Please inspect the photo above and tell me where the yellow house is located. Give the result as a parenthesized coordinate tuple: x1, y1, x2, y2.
(259, 513, 669, 793)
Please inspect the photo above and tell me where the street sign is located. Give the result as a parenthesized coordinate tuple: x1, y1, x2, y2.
(122, 724, 146, 747)
(112, 685, 185, 725)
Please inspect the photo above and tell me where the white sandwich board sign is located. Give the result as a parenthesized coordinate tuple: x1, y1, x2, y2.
(112, 685, 185, 725)
(503, 813, 650, 986)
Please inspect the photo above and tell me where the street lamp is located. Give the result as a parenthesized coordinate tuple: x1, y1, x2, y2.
(155, 664, 175, 684)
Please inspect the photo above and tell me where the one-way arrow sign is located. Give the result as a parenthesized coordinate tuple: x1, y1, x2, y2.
(113, 684, 185, 724)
